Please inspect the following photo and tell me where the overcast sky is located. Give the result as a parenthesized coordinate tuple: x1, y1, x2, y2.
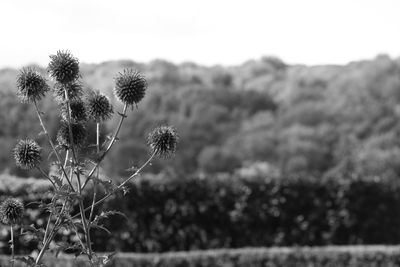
(1, 0, 399, 67)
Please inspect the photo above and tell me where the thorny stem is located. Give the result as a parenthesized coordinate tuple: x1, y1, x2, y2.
(10, 225, 14, 267)
(63, 150, 70, 178)
(36, 226, 56, 265)
(89, 123, 100, 222)
(33, 102, 76, 265)
(35, 168, 73, 266)
(72, 152, 156, 219)
(39, 149, 72, 252)
(63, 89, 78, 165)
(96, 123, 100, 154)
(82, 104, 128, 190)
(77, 178, 94, 264)
(63, 87, 94, 265)
(33, 100, 75, 191)
(71, 224, 87, 254)
(42, 197, 55, 246)
(89, 169, 98, 223)
(36, 166, 56, 188)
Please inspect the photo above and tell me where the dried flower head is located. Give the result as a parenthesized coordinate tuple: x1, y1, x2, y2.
(16, 67, 49, 103)
(13, 139, 42, 169)
(48, 50, 80, 84)
(147, 126, 178, 158)
(114, 69, 147, 106)
(61, 100, 87, 122)
(86, 90, 114, 122)
(0, 198, 24, 225)
(57, 121, 87, 148)
(53, 81, 84, 103)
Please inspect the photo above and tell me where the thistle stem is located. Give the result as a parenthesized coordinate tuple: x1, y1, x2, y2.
(36, 227, 56, 265)
(63, 150, 70, 177)
(77, 174, 94, 263)
(63, 89, 78, 165)
(72, 152, 156, 219)
(89, 123, 100, 222)
(62, 88, 94, 264)
(42, 197, 55, 246)
(96, 123, 100, 154)
(10, 225, 14, 267)
(82, 104, 128, 190)
(36, 166, 56, 188)
(33, 100, 75, 191)
(35, 163, 74, 265)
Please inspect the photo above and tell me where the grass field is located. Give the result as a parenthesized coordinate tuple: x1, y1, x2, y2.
(1, 245, 400, 267)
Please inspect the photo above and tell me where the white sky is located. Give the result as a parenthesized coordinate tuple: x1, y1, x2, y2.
(0, 0, 399, 67)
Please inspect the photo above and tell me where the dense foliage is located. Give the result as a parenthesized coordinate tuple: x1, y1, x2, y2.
(2, 246, 400, 267)
(2, 55, 400, 179)
(1, 174, 400, 254)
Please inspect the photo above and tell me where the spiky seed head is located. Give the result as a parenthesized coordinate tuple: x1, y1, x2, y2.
(53, 81, 84, 103)
(57, 121, 87, 149)
(147, 126, 178, 158)
(0, 198, 24, 225)
(60, 100, 87, 122)
(86, 90, 114, 122)
(16, 67, 49, 103)
(114, 69, 147, 106)
(48, 50, 80, 84)
(13, 139, 42, 169)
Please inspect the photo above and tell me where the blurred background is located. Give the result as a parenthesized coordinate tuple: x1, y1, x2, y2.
(1, 0, 400, 266)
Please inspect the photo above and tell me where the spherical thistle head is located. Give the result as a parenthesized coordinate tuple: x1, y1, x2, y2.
(0, 198, 24, 225)
(147, 126, 178, 158)
(53, 81, 84, 103)
(48, 50, 80, 84)
(16, 67, 49, 103)
(86, 90, 114, 122)
(114, 69, 147, 106)
(57, 121, 87, 149)
(60, 100, 87, 122)
(13, 139, 42, 170)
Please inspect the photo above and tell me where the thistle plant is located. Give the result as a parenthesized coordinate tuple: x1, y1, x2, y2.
(0, 198, 24, 267)
(2, 50, 178, 267)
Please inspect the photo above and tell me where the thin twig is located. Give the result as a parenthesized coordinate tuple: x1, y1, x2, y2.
(81, 104, 128, 190)
(37, 166, 56, 188)
(89, 123, 100, 222)
(63, 89, 78, 165)
(35, 154, 74, 265)
(33, 100, 75, 191)
(72, 152, 156, 219)
(10, 225, 14, 267)
(42, 197, 55, 246)
(63, 87, 94, 264)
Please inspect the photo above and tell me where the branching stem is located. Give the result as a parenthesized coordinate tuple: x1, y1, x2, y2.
(63, 87, 94, 265)
(33, 100, 75, 191)
(72, 152, 155, 219)
(36, 166, 56, 188)
(82, 104, 128, 190)
(10, 225, 14, 267)
(89, 123, 100, 222)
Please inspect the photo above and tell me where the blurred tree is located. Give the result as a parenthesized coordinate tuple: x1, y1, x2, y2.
(0, 55, 400, 179)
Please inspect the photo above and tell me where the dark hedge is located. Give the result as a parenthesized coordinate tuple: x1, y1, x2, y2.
(1, 174, 400, 254)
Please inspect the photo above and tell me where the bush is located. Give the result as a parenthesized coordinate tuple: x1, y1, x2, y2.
(1, 246, 400, 267)
(93, 175, 400, 252)
(2, 174, 400, 254)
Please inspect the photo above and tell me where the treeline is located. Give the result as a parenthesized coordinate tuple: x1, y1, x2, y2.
(1, 55, 400, 179)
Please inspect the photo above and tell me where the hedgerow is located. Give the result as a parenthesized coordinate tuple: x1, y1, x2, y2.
(1, 174, 400, 254)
